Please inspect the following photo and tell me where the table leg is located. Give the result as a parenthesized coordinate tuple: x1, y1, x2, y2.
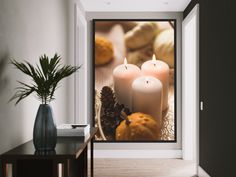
(91, 138, 94, 177)
(63, 160, 69, 177)
(0, 159, 2, 177)
(53, 160, 58, 177)
(68, 146, 88, 177)
(0, 159, 17, 177)
(0, 159, 7, 177)
(12, 160, 17, 177)
(78, 146, 87, 177)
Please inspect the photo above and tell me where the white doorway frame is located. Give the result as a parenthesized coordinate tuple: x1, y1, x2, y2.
(75, 3, 88, 124)
(182, 4, 199, 162)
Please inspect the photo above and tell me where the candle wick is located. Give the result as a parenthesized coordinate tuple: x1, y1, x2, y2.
(146, 80, 149, 84)
(125, 65, 128, 70)
(154, 63, 156, 67)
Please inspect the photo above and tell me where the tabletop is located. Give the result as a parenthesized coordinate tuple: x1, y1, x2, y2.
(1, 127, 98, 160)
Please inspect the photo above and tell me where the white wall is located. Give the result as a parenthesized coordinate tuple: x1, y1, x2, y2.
(65, 0, 88, 125)
(85, 11, 183, 155)
(182, 4, 199, 161)
(0, 0, 71, 153)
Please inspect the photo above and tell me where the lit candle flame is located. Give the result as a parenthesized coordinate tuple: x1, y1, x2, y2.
(124, 58, 128, 69)
(152, 54, 156, 66)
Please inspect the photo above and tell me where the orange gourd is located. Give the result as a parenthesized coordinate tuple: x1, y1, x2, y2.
(116, 112, 160, 141)
(95, 36, 114, 66)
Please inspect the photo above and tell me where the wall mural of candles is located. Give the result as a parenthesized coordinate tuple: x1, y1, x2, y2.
(93, 19, 176, 142)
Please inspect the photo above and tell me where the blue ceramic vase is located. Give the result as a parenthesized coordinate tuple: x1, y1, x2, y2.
(33, 104, 57, 150)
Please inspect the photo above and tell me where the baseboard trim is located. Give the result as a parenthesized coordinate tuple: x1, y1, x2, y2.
(198, 166, 211, 177)
(92, 150, 182, 159)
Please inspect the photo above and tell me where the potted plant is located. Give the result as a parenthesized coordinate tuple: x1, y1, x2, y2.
(10, 53, 80, 151)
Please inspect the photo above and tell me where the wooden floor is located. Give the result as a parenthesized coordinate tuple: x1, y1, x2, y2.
(91, 159, 197, 177)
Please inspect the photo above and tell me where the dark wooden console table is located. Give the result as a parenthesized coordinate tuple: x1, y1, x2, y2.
(0, 127, 97, 177)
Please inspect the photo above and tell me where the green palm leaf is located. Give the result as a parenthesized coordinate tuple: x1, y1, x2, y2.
(10, 53, 80, 105)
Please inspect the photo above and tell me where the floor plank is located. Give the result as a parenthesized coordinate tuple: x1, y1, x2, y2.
(91, 159, 197, 177)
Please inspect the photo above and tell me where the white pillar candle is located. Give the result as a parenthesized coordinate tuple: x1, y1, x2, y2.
(113, 58, 141, 110)
(141, 55, 170, 111)
(132, 76, 163, 125)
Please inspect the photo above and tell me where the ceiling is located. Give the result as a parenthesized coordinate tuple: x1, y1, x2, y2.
(79, 0, 191, 12)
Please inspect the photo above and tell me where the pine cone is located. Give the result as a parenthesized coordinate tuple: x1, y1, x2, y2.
(101, 114, 117, 140)
(100, 86, 132, 140)
(101, 86, 116, 112)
